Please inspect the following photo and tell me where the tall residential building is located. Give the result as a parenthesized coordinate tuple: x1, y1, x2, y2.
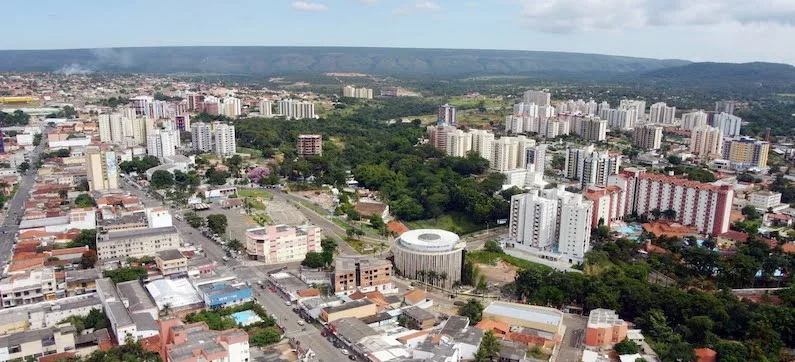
(508, 186, 593, 261)
(146, 129, 178, 160)
(98, 113, 125, 143)
(610, 168, 733, 235)
(713, 112, 742, 137)
(523, 90, 551, 107)
(569, 115, 607, 142)
(606, 108, 637, 130)
(174, 115, 190, 131)
(689, 126, 723, 157)
(191, 122, 213, 153)
(186, 93, 204, 111)
(470, 129, 495, 161)
(649, 102, 676, 124)
(490, 136, 535, 172)
(723, 137, 770, 168)
(445, 129, 473, 157)
(200, 98, 220, 116)
(297, 134, 323, 156)
(715, 100, 736, 115)
(221, 96, 242, 118)
(334, 255, 392, 295)
(681, 110, 709, 130)
(277, 99, 316, 120)
(343, 86, 374, 99)
(259, 100, 273, 117)
(86, 149, 119, 192)
(131, 96, 154, 116)
(597, 101, 610, 114)
(525, 144, 547, 174)
(632, 124, 663, 150)
(427, 124, 457, 151)
(438, 104, 457, 126)
(244, 225, 322, 264)
(619, 100, 646, 118)
(213, 123, 236, 158)
(565, 145, 621, 188)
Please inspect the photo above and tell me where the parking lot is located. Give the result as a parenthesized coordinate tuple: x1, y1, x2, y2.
(266, 200, 308, 226)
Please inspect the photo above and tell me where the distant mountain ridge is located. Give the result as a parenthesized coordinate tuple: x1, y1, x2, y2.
(0, 46, 690, 76)
(625, 61, 795, 94)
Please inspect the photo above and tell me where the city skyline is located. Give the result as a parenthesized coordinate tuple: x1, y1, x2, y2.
(2, 0, 794, 64)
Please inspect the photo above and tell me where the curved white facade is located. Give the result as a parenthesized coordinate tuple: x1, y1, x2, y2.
(393, 229, 465, 290)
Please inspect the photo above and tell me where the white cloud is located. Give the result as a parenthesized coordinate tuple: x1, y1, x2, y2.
(357, 0, 379, 5)
(518, 0, 795, 33)
(291, 1, 328, 11)
(393, 1, 441, 15)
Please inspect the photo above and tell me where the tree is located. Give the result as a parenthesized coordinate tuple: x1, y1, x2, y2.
(17, 162, 30, 173)
(58, 189, 69, 200)
(484, 240, 503, 253)
(206, 168, 232, 185)
(614, 339, 640, 355)
(667, 155, 682, 165)
(474, 331, 501, 362)
(741, 205, 761, 221)
(250, 328, 282, 346)
(369, 215, 386, 234)
(69, 229, 97, 249)
(80, 250, 98, 269)
(185, 212, 204, 228)
(226, 239, 244, 251)
(102, 267, 148, 283)
(662, 209, 676, 220)
(75, 193, 97, 207)
(206, 214, 228, 235)
(151, 170, 175, 189)
(302, 252, 326, 268)
(458, 298, 484, 324)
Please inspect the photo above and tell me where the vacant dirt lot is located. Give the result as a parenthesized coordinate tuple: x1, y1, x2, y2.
(476, 260, 519, 283)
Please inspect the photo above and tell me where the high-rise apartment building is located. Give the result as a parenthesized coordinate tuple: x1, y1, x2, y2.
(565, 146, 621, 188)
(438, 104, 457, 126)
(174, 115, 190, 132)
(619, 100, 646, 118)
(597, 101, 610, 114)
(146, 129, 178, 160)
(508, 190, 558, 249)
(606, 108, 637, 130)
(186, 93, 204, 111)
(334, 255, 392, 295)
(525, 144, 547, 174)
(86, 149, 119, 192)
(131, 96, 154, 116)
(259, 100, 273, 117)
(609, 168, 733, 235)
(523, 90, 551, 107)
(723, 137, 770, 168)
(715, 100, 736, 115)
(191, 122, 213, 153)
(713, 112, 742, 137)
(689, 126, 723, 157)
(427, 124, 457, 151)
(470, 129, 495, 161)
(649, 102, 676, 124)
(558, 196, 594, 258)
(343, 86, 374, 99)
(277, 99, 316, 120)
(221, 96, 242, 118)
(569, 115, 607, 142)
(681, 111, 709, 130)
(632, 124, 663, 150)
(297, 134, 323, 156)
(445, 129, 472, 157)
(213, 123, 236, 158)
(490, 136, 535, 172)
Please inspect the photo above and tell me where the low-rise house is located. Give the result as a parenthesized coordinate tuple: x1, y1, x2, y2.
(0, 268, 59, 308)
(401, 307, 436, 330)
(155, 249, 189, 277)
(320, 299, 377, 323)
(157, 317, 250, 362)
(0, 326, 77, 361)
(200, 282, 253, 309)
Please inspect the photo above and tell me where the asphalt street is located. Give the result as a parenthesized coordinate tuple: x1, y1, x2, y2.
(0, 136, 48, 274)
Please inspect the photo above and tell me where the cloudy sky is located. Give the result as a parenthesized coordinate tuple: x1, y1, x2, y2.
(3, 0, 794, 64)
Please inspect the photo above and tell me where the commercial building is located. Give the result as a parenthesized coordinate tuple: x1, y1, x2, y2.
(85, 149, 119, 192)
(96, 226, 182, 261)
(96, 278, 156, 342)
(682, 110, 709, 130)
(438, 104, 457, 126)
(320, 299, 377, 323)
(297, 134, 323, 156)
(689, 126, 723, 157)
(392, 229, 465, 290)
(632, 124, 663, 150)
(334, 255, 393, 295)
(145, 278, 203, 312)
(213, 123, 236, 157)
(722, 137, 770, 168)
(482, 301, 563, 340)
(158, 317, 250, 362)
(199, 282, 253, 309)
(190, 122, 213, 153)
(713, 112, 742, 137)
(649, 102, 676, 124)
(244, 225, 322, 265)
(155, 249, 188, 277)
(750, 191, 782, 210)
(343, 86, 373, 99)
(608, 168, 734, 235)
(584, 309, 628, 348)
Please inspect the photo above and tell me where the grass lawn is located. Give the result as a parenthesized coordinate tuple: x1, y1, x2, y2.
(236, 147, 263, 157)
(238, 189, 274, 200)
(406, 212, 485, 235)
(246, 199, 267, 210)
(251, 213, 272, 226)
(466, 251, 553, 274)
(345, 238, 386, 254)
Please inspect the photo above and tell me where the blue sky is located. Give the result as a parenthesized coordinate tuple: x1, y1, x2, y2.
(3, 0, 795, 64)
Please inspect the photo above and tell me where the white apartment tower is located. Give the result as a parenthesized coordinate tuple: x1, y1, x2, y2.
(221, 96, 242, 118)
(146, 129, 178, 160)
(470, 129, 495, 161)
(213, 123, 236, 157)
(690, 126, 724, 157)
(619, 100, 646, 118)
(191, 122, 213, 153)
(509, 190, 558, 249)
(633, 124, 663, 150)
(607, 108, 637, 130)
(649, 102, 676, 124)
(445, 129, 473, 157)
(681, 111, 709, 130)
(438, 104, 457, 126)
(558, 196, 594, 259)
(259, 100, 273, 117)
(713, 112, 742, 137)
(566, 145, 621, 188)
(523, 90, 551, 107)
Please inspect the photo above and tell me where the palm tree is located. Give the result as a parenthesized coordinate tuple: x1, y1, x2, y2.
(427, 271, 438, 286)
(160, 303, 173, 317)
(663, 209, 676, 220)
(650, 208, 661, 220)
(416, 270, 425, 283)
(439, 272, 448, 289)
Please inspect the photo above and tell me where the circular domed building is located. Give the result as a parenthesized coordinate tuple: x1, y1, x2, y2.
(392, 229, 465, 290)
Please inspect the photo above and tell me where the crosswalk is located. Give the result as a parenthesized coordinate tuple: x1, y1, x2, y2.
(284, 329, 315, 338)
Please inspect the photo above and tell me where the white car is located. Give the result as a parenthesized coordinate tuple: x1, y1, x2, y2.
(284, 301, 291, 306)
(341, 349, 349, 356)
(297, 320, 305, 326)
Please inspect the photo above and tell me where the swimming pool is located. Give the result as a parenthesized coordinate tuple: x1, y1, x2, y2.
(617, 224, 643, 234)
(231, 310, 262, 326)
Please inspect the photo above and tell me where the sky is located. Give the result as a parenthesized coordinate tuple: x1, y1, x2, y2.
(3, 0, 795, 64)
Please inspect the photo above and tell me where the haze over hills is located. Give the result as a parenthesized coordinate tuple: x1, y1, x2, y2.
(0, 46, 689, 77)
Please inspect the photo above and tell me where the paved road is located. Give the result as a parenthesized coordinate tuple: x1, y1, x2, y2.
(270, 191, 358, 255)
(0, 136, 49, 274)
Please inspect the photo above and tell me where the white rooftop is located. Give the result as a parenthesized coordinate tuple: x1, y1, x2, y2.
(145, 278, 203, 310)
(483, 302, 562, 326)
(397, 229, 461, 252)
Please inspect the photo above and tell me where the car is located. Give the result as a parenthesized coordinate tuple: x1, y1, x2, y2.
(260, 285, 266, 289)
(348, 355, 357, 360)
(284, 301, 291, 306)
(297, 320, 305, 326)
(257, 280, 264, 285)
(321, 331, 328, 337)
(341, 349, 349, 356)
